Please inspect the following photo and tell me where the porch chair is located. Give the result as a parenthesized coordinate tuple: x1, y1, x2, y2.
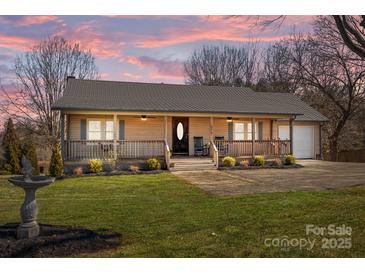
(194, 136, 209, 156)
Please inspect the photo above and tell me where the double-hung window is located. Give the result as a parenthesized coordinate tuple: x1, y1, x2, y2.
(88, 121, 102, 140)
(105, 121, 114, 140)
(87, 120, 114, 140)
(233, 122, 259, 140)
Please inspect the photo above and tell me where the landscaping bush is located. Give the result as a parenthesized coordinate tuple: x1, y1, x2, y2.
(128, 165, 140, 172)
(72, 167, 83, 176)
(89, 159, 103, 173)
(49, 142, 64, 176)
(239, 160, 249, 168)
(253, 155, 265, 167)
(146, 158, 161, 170)
(223, 156, 236, 167)
(2, 118, 21, 174)
(271, 158, 283, 167)
(285, 155, 296, 165)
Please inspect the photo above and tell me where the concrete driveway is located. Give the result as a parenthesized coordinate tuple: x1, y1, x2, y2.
(172, 160, 365, 196)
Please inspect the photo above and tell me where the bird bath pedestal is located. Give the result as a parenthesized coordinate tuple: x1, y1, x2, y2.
(8, 157, 55, 239)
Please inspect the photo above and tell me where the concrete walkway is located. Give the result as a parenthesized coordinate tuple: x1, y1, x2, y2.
(172, 160, 365, 196)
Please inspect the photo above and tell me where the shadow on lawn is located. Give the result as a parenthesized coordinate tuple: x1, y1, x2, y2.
(0, 223, 122, 258)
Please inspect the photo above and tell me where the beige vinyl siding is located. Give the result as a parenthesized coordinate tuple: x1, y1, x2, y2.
(212, 118, 228, 139)
(121, 116, 164, 141)
(188, 117, 211, 155)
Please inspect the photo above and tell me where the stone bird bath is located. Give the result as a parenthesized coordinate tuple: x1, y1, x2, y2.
(8, 156, 55, 239)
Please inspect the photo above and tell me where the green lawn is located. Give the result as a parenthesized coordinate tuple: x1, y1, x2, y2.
(0, 173, 364, 257)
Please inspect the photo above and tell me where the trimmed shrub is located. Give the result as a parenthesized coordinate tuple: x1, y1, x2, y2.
(72, 167, 83, 176)
(2, 118, 21, 174)
(128, 165, 140, 172)
(271, 158, 283, 167)
(21, 140, 40, 175)
(239, 160, 249, 168)
(49, 142, 64, 176)
(89, 159, 103, 173)
(147, 158, 161, 170)
(253, 155, 265, 167)
(223, 156, 236, 167)
(285, 155, 296, 165)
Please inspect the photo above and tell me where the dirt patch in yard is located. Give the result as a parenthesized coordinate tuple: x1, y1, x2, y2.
(0, 223, 121, 258)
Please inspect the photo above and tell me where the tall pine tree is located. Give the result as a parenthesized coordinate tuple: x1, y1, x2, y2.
(2, 118, 21, 174)
(49, 141, 63, 176)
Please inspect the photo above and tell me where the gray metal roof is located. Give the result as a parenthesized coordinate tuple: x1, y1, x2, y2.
(52, 78, 328, 121)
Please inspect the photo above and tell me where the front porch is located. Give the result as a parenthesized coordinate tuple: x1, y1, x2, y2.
(60, 112, 295, 169)
(62, 139, 291, 169)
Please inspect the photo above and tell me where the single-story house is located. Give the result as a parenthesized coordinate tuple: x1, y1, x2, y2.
(51, 77, 327, 169)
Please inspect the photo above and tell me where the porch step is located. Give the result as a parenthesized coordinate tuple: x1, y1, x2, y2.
(170, 157, 216, 171)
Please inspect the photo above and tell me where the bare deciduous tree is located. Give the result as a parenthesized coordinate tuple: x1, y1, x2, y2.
(0, 36, 99, 143)
(239, 15, 365, 59)
(256, 40, 299, 93)
(290, 19, 365, 161)
(333, 15, 365, 59)
(184, 43, 259, 87)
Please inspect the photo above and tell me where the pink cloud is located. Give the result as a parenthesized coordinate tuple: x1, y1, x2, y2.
(133, 15, 312, 48)
(0, 33, 37, 51)
(100, 72, 111, 79)
(149, 71, 184, 81)
(122, 55, 184, 80)
(66, 22, 125, 59)
(121, 72, 142, 80)
(0, 16, 61, 26)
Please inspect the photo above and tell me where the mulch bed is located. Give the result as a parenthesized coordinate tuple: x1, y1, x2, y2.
(59, 169, 165, 179)
(0, 223, 121, 258)
(218, 164, 303, 170)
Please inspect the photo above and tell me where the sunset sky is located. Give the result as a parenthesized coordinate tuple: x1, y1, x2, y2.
(0, 15, 314, 103)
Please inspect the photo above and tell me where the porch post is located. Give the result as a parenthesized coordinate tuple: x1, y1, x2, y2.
(60, 112, 65, 159)
(164, 116, 168, 142)
(252, 118, 256, 158)
(113, 114, 118, 159)
(209, 117, 214, 142)
(270, 119, 273, 140)
(289, 118, 294, 155)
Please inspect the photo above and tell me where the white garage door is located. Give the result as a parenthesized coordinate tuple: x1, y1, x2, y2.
(278, 126, 315, 159)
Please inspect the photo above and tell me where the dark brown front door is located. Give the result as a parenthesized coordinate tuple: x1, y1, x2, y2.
(172, 117, 189, 154)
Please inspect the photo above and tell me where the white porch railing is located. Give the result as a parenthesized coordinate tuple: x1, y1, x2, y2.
(117, 140, 165, 159)
(214, 140, 291, 157)
(64, 140, 165, 160)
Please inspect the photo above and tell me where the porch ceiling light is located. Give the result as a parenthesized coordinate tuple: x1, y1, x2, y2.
(226, 117, 233, 122)
(141, 115, 147, 121)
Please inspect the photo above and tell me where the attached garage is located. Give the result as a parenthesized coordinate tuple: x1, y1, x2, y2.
(278, 125, 316, 159)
